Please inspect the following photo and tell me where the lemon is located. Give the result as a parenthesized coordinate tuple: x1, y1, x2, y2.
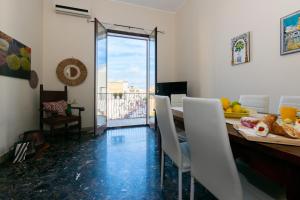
(20, 57, 30, 71)
(240, 107, 248, 113)
(221, 97, 231, 110)
(225, 108, 233, 113)
(6, 54, 20, 71)
(233, 104, 242, 113)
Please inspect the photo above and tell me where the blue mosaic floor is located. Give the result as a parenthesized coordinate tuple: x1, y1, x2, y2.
(0, 127, 216, 200)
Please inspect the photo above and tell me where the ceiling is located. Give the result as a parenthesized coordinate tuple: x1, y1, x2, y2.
(111, 0, 186, 12)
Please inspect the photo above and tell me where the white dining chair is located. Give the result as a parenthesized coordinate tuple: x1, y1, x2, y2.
(171, 94, 186, 107)
(239, 95, 270, 113)
(183, 97, 274, 200)
(155, 95, 190, 200)
(278, 96, 300, 113)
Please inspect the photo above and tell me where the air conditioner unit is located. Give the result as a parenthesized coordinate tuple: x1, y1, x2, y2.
(55, 4, 91, 18)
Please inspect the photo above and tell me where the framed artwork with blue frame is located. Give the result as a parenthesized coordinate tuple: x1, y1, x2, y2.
(281, 10, 300, 55)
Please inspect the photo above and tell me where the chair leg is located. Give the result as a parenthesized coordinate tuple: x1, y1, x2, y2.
(160, 151, 164, 189)
(190, 176, 195, 200)
(64, 123, 69, 140)
(50, 125, 54, 136)
(178, 169, 182, 200)
(78, 120, 82, 140)
(65, 123, 69, 133)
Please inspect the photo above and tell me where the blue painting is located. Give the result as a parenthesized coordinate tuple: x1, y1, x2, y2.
(281, 10, 300, 55)
(0, 31, 31, 79)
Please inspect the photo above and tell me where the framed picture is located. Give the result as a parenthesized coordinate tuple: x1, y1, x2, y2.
(281, 10, 300, 55)
(0, 31, 31, 79)
(231, 32, 250, 65)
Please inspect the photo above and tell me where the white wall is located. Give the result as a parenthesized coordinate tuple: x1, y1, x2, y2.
(0, 0, 43, 156)
(175, 0, 300, 113)
(43, 0, 176, 127)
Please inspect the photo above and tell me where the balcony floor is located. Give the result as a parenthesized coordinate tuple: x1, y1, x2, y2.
(108, 118, 146, 127)
(97, 115, 147, 128)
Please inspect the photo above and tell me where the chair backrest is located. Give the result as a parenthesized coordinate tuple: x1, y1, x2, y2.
(239, 95, 269, 113)
(40, 84, 68, 119)
(171, 94, 186, 107)
(278, 96, 300, 114)
(183, 97, 243, 200)
(155, 95, 182, 167)
(40, 84, 68, 105)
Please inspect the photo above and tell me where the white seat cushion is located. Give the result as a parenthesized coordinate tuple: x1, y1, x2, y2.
(180, 142, 191, 170)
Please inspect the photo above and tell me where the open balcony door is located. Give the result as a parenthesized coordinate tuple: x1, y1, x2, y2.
(94, 18, 108, 135)
(147, 27, 157, 128)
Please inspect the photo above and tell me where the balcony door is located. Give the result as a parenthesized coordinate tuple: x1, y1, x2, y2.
(147, 28, 157, 128)
(95, 24, 157, 129)
(95, 18, 108, 134)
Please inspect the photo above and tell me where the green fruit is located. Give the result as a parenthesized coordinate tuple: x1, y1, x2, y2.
(20, 48, 30, 58)
(20, 57, 30, 71)
(231, 101, 241, 107)
(6, 54, 20, 70)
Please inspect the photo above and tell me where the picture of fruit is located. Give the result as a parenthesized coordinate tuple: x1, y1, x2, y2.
(6, 54, 20, 71)
(20, 57, 30, 71)
(0, 30, 31, 79)
(0, 51, 6, 65)
(0, 31, 13, 43)
(20, 47, 30, 58)
(0, 39, 9, 52)
(221, 97, 231, 110)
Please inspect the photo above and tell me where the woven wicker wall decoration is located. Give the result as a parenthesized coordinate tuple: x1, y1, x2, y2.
(56, 58, 87, 86)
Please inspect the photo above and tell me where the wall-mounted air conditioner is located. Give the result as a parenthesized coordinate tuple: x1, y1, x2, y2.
(55, 4, 91, 19)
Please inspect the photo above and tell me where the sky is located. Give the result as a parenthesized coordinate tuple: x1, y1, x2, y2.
(97, 34, 156, 91)
(107, 35, 147, 90)
(283, 13, 300, 27)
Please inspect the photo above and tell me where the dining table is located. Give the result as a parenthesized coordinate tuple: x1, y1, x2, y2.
(171, 107, 300, 200)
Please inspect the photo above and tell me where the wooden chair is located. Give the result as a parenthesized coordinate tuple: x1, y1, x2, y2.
(40, 84, 84, 138)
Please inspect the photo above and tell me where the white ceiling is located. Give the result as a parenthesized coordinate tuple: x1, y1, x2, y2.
(111, 0, 186, 12)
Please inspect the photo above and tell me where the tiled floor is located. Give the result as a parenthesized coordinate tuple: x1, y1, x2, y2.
(107, 118, 146, 127)
(0, 127, 216, 200)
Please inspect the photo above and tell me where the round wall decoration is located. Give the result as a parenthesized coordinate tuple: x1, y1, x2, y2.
(28, 70, 39, 89)
(56, 58, 87, 86)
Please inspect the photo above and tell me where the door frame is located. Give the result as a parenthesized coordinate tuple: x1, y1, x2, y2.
(94, 18, 108, 135)
(94, 25, 158, 129)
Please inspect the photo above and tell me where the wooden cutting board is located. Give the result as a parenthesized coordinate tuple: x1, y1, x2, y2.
(233, 124, 300, 147)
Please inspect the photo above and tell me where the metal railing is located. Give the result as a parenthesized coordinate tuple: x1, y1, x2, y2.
(97, 93, 155, 120)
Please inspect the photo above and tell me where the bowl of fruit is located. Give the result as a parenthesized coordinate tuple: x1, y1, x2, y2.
(221, 98, 250, 118)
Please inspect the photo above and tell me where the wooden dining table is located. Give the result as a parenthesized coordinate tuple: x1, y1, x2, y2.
(171, 107, 300, 200)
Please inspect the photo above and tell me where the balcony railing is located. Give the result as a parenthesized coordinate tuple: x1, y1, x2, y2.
(97, 93, 155, 121)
